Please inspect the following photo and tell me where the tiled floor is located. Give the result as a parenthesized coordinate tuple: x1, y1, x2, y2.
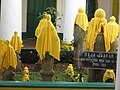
(23, 38, 36, 48)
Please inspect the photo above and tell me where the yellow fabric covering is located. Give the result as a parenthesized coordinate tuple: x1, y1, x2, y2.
(108, 16, 119, 43)
(35, 14, 60, 61)
(103, 69, 115, 82)
(0, 40, 17, 72)
(10, 31, 23, 54)
(35, 12, 48, 38)
(35, 18, 47, 38)
(66, 64, 74, 77)
(74, 7, 88, 31)
(0, 39, 5, 52)
(86, 8, 110, 52)
(62, 42, 74, 50)
(0, 39, 5, 72)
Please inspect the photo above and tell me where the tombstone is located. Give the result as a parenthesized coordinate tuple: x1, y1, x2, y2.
(1, 40, 17, 81)
(85, 8, 110, 82)
(10, 31, 23, 72)
(74, 25, 85, 68)
(87, 29, 106, 82)
(35, 14, 60, 81)
(73, 7, 88, 68)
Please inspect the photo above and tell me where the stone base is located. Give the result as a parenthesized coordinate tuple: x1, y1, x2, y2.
(40, 52, 55, 81)
(15, 54, 22, 72)
(88, 32, 105, 82)
(87, 69, 105, 82)
(40, 70, 54, 81)
(73, 58, 80, 68)
(2, 67, 15, 81)
(16, 60, 23, 72)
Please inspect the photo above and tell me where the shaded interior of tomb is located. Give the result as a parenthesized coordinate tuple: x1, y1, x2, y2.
(20, 38, 39, 64)
(20, 38, 73, 64)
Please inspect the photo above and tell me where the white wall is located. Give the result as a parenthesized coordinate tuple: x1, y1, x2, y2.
(1, 0, 22, 40)
(98, 0, 113, 21)
(63, 0, 86, 42)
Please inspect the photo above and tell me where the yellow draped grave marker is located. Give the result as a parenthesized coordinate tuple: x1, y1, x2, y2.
(0, 39, 5, 52)
(10, 31, 23, 72)
(103, 69, 115, 83)
(0, 40, 17, 72)
(66, 64, 74, 78)
(107, 16, 119, 52)
(0, 40, 17, 80)
(74, 7, 88, 32)
(35, 14, 60, 81)
(73, 7, 88, 68)
(35, 14, 60, 61)
(10, 31, 23, 54)
(85, 8, 111, 82)
(85, 8, 110, 52)
(23, 67, 29, 81)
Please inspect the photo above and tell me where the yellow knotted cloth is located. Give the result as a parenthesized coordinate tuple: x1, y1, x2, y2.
(108, 16, 119, 43)
(86, 8, 110, 52)
(0, 40, 17, 72)
(74, 7, 88, 31)
(35, 14, 60, 61)
(10, 31, 23, 54)
(35, 12, 47, 38)
(103, 69, 115, 83)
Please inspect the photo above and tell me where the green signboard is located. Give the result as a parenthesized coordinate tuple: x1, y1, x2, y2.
(80, 51, 117, 69)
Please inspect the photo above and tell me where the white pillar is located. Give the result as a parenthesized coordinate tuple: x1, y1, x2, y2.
(63, 0, 86, 42)
(1, 0, 22, 40)
(22, 0, 27, 33)
(57, 0, 65, 33)
(115, 0, 120, 90)
(98, 0, 113, 21)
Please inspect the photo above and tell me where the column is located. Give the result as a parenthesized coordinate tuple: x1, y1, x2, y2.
(98, 0, 113, 21)
(63, 0, 86, 42)
(1, 0, 22, 40)
(22, 0, 27, 33)
(56, 0, 64, 33)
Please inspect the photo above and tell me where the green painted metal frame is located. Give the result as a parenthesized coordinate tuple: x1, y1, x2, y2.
(0, 82, 115, 89)
(86, 0, 96, 21)
(22, 32, 27, 40)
